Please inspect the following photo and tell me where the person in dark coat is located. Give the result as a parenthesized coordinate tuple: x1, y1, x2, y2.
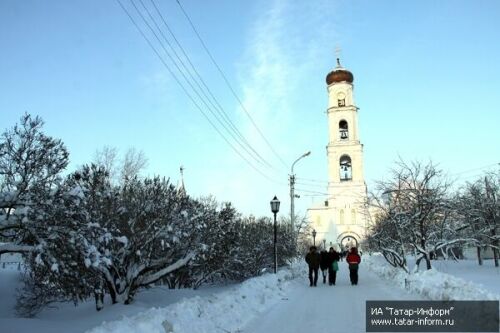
(305, 246, 320, 287)
(327, 247, 340, 285)
(346, 247, 361, 285)
(319, 249, 329, 284)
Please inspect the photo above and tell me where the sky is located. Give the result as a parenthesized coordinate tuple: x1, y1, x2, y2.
(1, 0, 499, 218)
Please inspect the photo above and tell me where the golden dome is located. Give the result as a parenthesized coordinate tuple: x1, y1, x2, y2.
(326, 58, 354, 85)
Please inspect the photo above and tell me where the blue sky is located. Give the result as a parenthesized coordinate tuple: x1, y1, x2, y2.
(1, 0, 499, 218)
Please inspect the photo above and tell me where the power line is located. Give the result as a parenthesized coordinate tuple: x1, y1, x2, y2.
(129, 0, 274, 173)
(174, 0, 289, 170)
(115, 0, 281, 185)
(295, 181, 328, 189)
(295, 188, 329, 195)
(144, 0, 274, 170)
(296, 177, 329, 184)
(450, 162, 499, 176)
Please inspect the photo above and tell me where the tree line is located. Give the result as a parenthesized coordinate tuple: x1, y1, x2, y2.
(0, 114, 298, 316)
(365, 159, 499, 273)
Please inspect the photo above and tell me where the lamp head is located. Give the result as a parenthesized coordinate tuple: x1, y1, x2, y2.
(270, 196, 280, 214)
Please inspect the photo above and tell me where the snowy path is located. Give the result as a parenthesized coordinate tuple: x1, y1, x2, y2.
(243, 262, 421, 333)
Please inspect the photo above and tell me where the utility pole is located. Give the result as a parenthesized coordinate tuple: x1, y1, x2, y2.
(290, 173, 296, 232)
(290, 151, 311, 233)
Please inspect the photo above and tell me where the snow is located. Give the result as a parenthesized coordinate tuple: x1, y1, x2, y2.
(87, 268, 295, 333)
(115, 236, 128, 246)
(1, 256, 499, 333)
(243, 260, 422, 333)
(431, 258, 500, 296)
(365, 254, 500, 300)
(68, 185, 85, 199)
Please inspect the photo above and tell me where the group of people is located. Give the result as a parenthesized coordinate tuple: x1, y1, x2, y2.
(305, 246, 361, 287)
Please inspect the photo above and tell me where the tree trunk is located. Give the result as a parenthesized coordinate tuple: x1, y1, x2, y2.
(94, 289, 104, 311)
(425, 253, 432, 270)
(492, 230, 499, 267)
(415, 256, 421, 271)
(105, 279, 117, 304)
(440, 248, 447, 260)
(477, 246, 483, 266)
(493, 247, 499, 267)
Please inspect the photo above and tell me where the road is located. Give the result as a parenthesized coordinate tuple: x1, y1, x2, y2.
(243, 260, 421, 333)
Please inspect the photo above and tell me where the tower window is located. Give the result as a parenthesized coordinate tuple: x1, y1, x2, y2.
(339, 120, 348, 140)
(351, 209, 356, 224)
(339, 155, 352, 181)
(339, 209, 345, 224)
(337, 92, 346, 107)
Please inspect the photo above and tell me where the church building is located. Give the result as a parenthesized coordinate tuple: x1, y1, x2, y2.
(307, 58, 369, 251)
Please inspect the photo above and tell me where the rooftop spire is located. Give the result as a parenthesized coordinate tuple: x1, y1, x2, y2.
(335, 45, 342, 68)
(177, 165, 186, 196)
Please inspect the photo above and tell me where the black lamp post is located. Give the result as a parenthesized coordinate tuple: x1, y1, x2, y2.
(312, 229, 317, 247)
(270, 196, 280, 274)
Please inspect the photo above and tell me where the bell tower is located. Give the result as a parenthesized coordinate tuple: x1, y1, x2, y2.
(308, 58, 368, 251)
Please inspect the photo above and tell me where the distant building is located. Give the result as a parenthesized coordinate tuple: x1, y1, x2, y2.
(307, 58, 369, 251)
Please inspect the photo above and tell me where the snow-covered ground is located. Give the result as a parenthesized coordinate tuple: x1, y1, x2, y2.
(431, 258, 500, 296)
(1, 256, 498, 333)
(365, 254, 500, 301)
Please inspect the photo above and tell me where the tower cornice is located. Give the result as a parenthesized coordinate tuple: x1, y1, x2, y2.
(326, 105, 359, 114)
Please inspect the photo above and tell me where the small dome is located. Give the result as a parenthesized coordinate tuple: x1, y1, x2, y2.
(326, 58, 354, 85)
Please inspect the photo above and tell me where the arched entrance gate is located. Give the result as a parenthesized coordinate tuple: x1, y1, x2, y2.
(337, 231, 361, 252)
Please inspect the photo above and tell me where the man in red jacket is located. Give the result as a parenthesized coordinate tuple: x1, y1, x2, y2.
(346, 247, 361, 285)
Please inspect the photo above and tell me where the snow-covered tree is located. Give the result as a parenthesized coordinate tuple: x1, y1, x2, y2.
(3, 115, 299, 315)
(15, 177, 97, 316)
(365, 208, 409, 273)
(455, 172, 499, 266)
(0, 113, 69, 256)
(78, 175, 197, 304)
(184, 198, 241, 289)
(367, 160, 460, 270)
(17, 167, 199, 313)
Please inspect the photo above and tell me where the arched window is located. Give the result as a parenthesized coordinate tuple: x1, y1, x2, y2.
(339, 209, 344, 224)
(316, 216, 322, 227)
(339, 155, 352, 181)
(351, 209, 356, 224)
(339, 120, 348, 140)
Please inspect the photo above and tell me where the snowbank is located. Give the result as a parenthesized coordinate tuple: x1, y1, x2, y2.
(364, 254, 499, 301)
(86, 263, 304, 333)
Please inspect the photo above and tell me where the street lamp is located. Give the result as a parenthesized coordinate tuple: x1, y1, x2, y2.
(312, 229, 317, 247)
(290, 151, 311, 232)
(270, 196, 280, 274)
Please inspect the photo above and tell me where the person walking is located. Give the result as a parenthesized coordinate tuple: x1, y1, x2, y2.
(327, 247, 340, 285)
(346, 247, 361, 285)
(305, 246, 320, 287)
(319, 249, 329, 284)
